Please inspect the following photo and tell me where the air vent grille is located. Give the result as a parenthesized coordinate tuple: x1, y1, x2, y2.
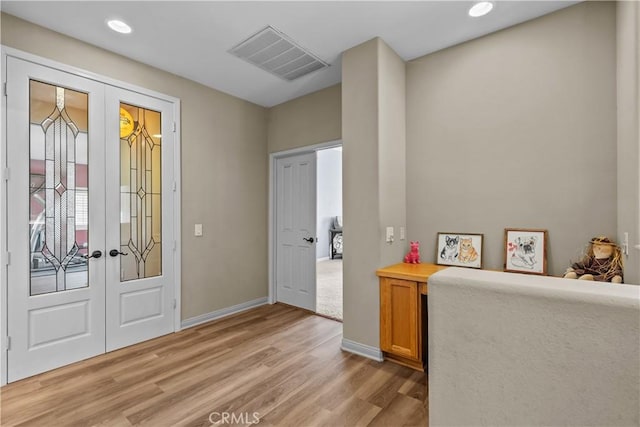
(229, 26, 329, 81)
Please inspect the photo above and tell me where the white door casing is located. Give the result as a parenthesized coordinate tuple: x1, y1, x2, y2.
(4, 54, 179, 382)
(275, 152, 317, 311)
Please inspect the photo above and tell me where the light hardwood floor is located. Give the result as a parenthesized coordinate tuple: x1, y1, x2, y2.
(0, 303, 428, 426)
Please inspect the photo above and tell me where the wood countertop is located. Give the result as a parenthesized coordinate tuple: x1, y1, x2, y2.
(376, 263, 449, 283)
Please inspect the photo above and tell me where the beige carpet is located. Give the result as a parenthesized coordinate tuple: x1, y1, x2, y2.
(316, 258, 343, 321)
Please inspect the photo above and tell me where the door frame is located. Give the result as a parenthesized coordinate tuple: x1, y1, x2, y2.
(0, 46, 183, 386)
(268, 139, 342, 306)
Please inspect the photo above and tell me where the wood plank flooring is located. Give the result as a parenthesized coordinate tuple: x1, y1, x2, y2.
(0, 303, 428, 426)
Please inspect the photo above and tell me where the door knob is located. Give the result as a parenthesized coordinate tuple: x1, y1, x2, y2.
(109, 249, 129, 257)
(83, 250, 102, 259)
(303, 237, 315, 243)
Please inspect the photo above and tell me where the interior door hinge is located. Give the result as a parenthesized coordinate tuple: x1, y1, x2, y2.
(172, 240, 177, 251)
(173, 299, 177, 309)
(3, 168, 10, 181)
(172, 181, 177, 192)
(3, 251, 10, 266)
(5, 336, 11, 351)
(3, 82, 7, 97)
(172, 122, 176, 132)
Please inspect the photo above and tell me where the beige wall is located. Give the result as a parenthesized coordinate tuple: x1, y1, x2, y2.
(267, 84, 341, 153)
(1, 13, 269, 320)
(272, 2, 625, 354)
(617, 1, 640, 285)
(378, 40, 407, 268)
(342, 38, 406, 349)
(1, 1, 631, 349)
(406, 2, 618, 277)
(342, 39, 381, 348)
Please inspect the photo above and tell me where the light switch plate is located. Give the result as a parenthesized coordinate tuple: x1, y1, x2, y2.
(386, 226, 394, 243)
(400, 226, 405, 240)
(622, 232, 629, 255)
(194, 223, 203, 237)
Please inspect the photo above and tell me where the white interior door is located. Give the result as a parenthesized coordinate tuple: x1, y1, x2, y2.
(6, 57, 106, 382)
(5, 57, 177, 382)
(275, 152, 317, 311)
(104, 87, 175, 351)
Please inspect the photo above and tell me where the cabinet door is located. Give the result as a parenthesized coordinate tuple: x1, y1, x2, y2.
(380, 277, 419, 359)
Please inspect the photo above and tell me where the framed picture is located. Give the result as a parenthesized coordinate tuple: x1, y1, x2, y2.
(436, 232, 483, 269)
(504, 228, 548, 275)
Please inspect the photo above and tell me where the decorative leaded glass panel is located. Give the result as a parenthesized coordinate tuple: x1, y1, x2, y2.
(120, 103, 162, 281)
(29, 80, 89, 296)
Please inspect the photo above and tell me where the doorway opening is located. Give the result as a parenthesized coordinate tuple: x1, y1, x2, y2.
(315, 146, 343, 321)
(270, 140, 342, 321)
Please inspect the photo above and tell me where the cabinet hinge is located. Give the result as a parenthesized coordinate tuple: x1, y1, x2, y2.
(3, 251, 10, 266)
(3, 168, 10, 181)
(5, 336, 11, 351)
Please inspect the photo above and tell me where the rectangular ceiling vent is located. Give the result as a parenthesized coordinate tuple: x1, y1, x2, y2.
(229, 26, 329, 81)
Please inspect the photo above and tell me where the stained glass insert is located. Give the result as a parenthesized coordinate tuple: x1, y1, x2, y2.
(120, 103, 162, 281)
(29, 80, 89, 296)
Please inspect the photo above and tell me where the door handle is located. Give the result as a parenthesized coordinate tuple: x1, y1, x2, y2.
(83, 250, 102, 259)
(109, 249, 129, 257)
(303, 237, 315, 243)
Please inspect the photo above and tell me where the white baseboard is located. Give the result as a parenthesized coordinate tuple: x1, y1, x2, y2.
(341, 338, 383, 362)
(180, 297, 269, 329)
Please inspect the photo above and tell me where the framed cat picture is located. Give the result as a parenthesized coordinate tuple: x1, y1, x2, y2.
(436, 232, 483, 269)
(504, 228, 548, 275)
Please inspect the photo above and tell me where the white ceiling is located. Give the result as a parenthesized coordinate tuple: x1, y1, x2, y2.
(1, 1, 578, 107)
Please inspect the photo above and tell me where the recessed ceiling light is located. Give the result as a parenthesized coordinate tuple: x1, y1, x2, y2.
(107, 19, 132, 34)
(469, 1, 494, 18)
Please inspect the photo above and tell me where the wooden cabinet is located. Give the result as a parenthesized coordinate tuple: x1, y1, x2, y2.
(380, 277, 419, 360)
(377, 263, 448, 371)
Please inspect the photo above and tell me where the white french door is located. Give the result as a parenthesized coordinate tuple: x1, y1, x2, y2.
(104, 87, 175, 352)
(275, 152, 317, 311)
(6, 57, 107, 383)
(5, 57, 176, 382)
